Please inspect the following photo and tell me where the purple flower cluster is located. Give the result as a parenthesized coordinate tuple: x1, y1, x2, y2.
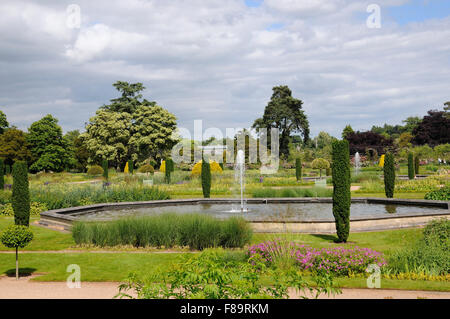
(247, 239, 387, 276)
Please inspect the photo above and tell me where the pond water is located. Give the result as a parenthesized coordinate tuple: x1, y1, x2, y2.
(76, 202, 447, 222)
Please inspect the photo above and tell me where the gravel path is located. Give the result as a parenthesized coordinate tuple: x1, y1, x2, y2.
(1, 276, 449, 299)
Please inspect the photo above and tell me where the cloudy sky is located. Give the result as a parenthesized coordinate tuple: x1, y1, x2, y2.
(0, 0, 449, 139)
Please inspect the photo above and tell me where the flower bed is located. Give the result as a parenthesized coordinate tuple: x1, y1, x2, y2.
(247, 240, 386, 276)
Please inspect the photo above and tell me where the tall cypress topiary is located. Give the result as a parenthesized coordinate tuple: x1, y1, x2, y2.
(102, 159, 109, 181)
(128, 160, 134, 175)
(331, 140, 351, 243)
(12, 161, 30, 226)
(6, 165, 10, 175)
(384, 152, 395, 198)
(0, 158, 4, 190)
(407, 152, 415, 180)
(201, 159, 211, 198)
(414, 156, 420, 175)
(295, 158, 302, 182)
(165, 158, 174, 183)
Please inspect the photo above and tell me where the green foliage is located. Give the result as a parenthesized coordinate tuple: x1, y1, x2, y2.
(128, 160, 134, 175)
(388, 219, 449, 276)
(331, 140, 350, 243)
(424, 186, 450, 201)
(201, 159, 211, 198)
(165, 158, 174, 183)
(72, 214, 253, 250)
(383, 152, 395, 198)
(102, 160, 109, 180)
(407, 152, 415, 180)
(12, 161, 30, 226)
(116, 249, 336, 299)
(341, 124, 354, 139)
(31, 185, 170, 210)
(252, 187, 332, 198)
(0, 158, 4, 190)
(312, 158, 330, 177)
(295, 158, 302, 181)
(87, 165, 104, 176)
(27, 115, 70, 173)
(138, 164, 154, 175)
(0, 225, 33, 249)
(0, 110, 9, 134)
(252, 85, 309, 158)
(0, 128, 32, 165)
(0, 202, 47, 216)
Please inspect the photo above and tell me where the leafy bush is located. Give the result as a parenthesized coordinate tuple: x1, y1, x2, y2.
(117, 249, 338, 299)
(387, 219, 449, 276)
(191, 160, 222, 176)
(72, 214, 253, 250)
(137, 164, 154, 175)
(312, 158, 330, 178)
(424, 186, 450, 201)
(12, 161, 30, 226)
(0, 202, 47, 216)
(383, 152, 395, 198)
(247, 240, 386, 276)
(87, 165, 104, 176)
(332, 140, 350, 243)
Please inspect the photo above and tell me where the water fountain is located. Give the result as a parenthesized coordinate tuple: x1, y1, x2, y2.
(354, 152, 361, 175)
(231, 149, 247, 212)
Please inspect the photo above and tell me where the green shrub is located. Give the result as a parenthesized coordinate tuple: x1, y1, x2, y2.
(5, 165, 10, 175)
(138, 164, 154, 175)
(12, 161, 30, 226)
(407, 153, 415, 180)
(128, 160, 134, 175)
(295, 158, 302, 181)
(422, 218, 449, 250)
(87, 165, 104, 176)
(424, 186, 450, 201)
(0, 158, 4, 190)
(331, 140, 350, 243)
(201, 160, 211, 198)
(102, 160, 109, 180)
(165, 158, 174, 183)
(0, 202, 47, 216)
(0, 225, 34, 279)
(72, 214, 252, 250)
(383, 152, 395, 198)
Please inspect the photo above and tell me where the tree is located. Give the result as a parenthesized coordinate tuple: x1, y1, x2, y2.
(0, 110, 9, 134)
(102, 159, 109, 181)
(414, 156, 420, 175)
(383, 152, 395, 198)
(63, 130, 82, 171)
(346, 131, 393, 155)
(82, 110, 132, 168)
(27, 115, 70, 172)
(165, 158, 174, 183)
(407, 153, 415, 180)
(295, 158, 302, 182)
(434, 144, 450, 161)
(311, 158, 330, 178)
(12, 161, 30, 226)
(332, 140, 351, 243)
(396, 132, 413, 149)
(341, 125, 354, 139)
(0, 129, 31, 166)
(0, 225, 33, 280)
(0, 158, 4, 190)
(252, 85, 309, 158)
(443, 101, 449, 119)
(411, 110, 450, 146)
(201, 159, 211, 198)
(128, 159, 134, 175)
(83, 82, 178, 168)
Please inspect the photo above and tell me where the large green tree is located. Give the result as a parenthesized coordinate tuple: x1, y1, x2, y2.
(26, 115, 69, 172)
(82, 82, 178, 168)
(0, 129, 31, 166)
(0, 110, 9, 134)
(252, 86, 309, 158)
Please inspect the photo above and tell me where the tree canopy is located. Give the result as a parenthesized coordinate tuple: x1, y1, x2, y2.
(0, 110, 9, 134)
(252, 85, 309, 158)
(345, 131, 393, 155)
(411, 110, 450, 147)
(0, 128, 31, 165)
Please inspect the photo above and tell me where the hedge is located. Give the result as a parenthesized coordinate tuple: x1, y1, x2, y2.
(12, 161, 30, 226)
(384, 152, 395, 198)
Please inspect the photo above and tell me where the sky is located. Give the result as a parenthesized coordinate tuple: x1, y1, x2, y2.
(0, 0, 449, 139)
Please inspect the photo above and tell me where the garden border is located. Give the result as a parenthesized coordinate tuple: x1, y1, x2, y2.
(38, 198, 450, 233)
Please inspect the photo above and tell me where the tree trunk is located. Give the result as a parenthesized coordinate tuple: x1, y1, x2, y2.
(15, 247, 18, 280)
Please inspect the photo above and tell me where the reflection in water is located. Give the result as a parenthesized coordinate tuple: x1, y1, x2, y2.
(385, 205, 397, 214)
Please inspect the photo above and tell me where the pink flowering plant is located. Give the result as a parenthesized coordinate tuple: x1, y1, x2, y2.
(247, 239, 387, 276)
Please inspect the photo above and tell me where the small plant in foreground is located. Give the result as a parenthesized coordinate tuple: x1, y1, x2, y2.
(0, 225, 33, 280)
(424, 186, 450, 201)
(116, 249, 339, 299)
